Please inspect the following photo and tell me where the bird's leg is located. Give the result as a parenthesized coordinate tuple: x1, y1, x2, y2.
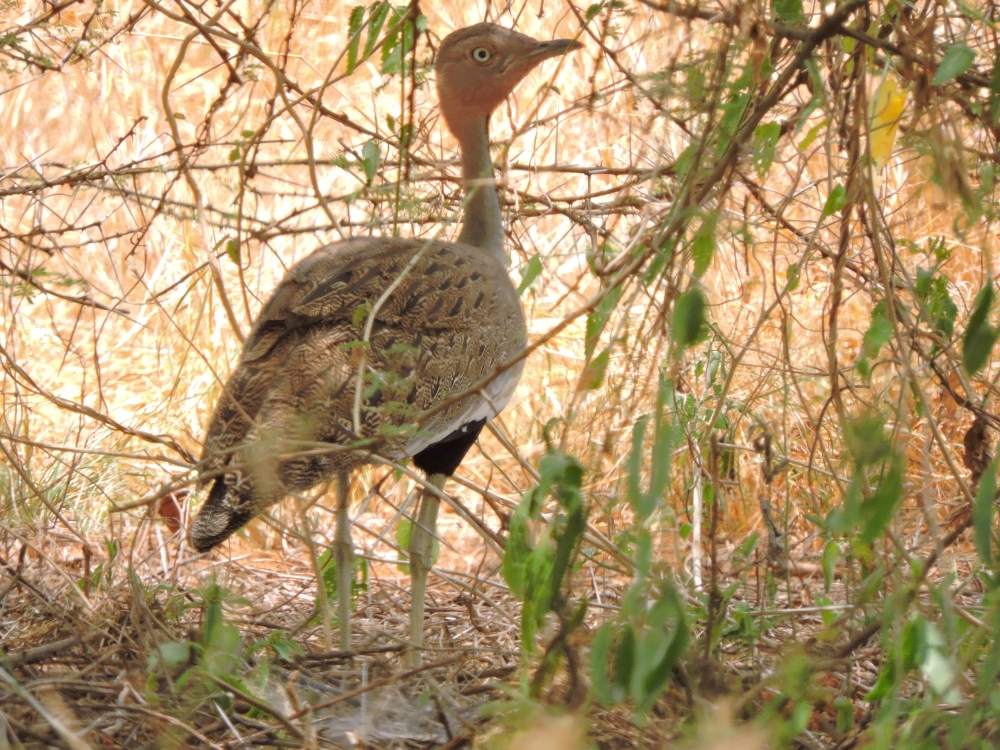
(407, 473, 446, 667)
(333, 470, 354, 650)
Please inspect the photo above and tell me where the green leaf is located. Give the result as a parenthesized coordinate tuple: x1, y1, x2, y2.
(379, 8, 408, 74)
(548, 502, 586, 603)
(646, 376, 674, 513)
(612, 625, 636, 702)
(502, 502, 532, 599)
(589, 623, 614, 705)
(692, 212, 717, 278)
(627, 415, 649, 516)
(364, 2, 389, 60)
(737, 532, 759, 559)
(361, 139, 380, 185)
(352, 300, 372, 327)
(861, 302, 892, 361)
(844, 413, 892, 466)
(859, 459, 902, 543)
(673, 288, 706, 349)
(866, 659, 897, 701)
(752, 122, 781, 176)
(920, 622, 961, 705)
(627, 384, 674, 522)
(773, 0, 803, 22)
(963, 284, 998, 375)
(517, 253, 543, 295)
(901, 617, 926, 670)
(521, 541, 555, 653)
(157, 641, 190, 668)
(974, 457, 998, 568)
(716, 93, 749, 155)
(797, 120, 824, 151)
(786, 263, 800, 292)
(822, 540, 838, 593)
(821, 184, 847, 218)
(933, 44, 975, 86)
(394, 518, 411, 573)
(989, 56, 1000, 125)
(225, 238, 240, 264)
(580, 347, 611, 390)
(346, 6, 365, 74)
(637, 595, 688, 713)
(585, 286, 623, 359)
(916, 270, 958, 340)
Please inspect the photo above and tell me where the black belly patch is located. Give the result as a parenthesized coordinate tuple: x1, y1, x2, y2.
(412, 418, 487, 477)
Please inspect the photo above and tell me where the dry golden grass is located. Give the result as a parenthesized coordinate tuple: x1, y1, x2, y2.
(3, 0, 1000, 746)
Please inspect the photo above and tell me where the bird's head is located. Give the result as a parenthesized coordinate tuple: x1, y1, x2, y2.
(435, 23, 581, 140)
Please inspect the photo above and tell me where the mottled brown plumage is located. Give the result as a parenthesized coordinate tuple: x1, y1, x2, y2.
(190, 22, 581, 658)
(193, 237, 525, 547)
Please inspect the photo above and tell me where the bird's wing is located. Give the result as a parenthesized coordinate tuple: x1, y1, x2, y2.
(201, 237, 526, 469)
(240, 237, 519, 364)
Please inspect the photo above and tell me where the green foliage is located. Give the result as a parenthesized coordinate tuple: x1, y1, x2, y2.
(0, 265, 85, 301)
(858, 457, 903, 543)
(517, 253, 543, 295)
(395, 516, 437, 573)
(346, 6, 365, 75)
(586, 286, 623, 359)
(673, 288, 707, 351)
(691, 211, 717, 277)
(857, 301, 892, 379)
(380, 5, 416, 75)
(822, 183, 847, 218)
(973, 457, 999, 572)
(503, 452, 589, 656)
(717, 93, 750, 156)
(590, 572, 689, 718)
(580, 346, 612, 389)
(361, 139, 380, 185)
(829, 413, 903, 545)
(318, 545, 369, 601)
(579, 285, 624, 389)
(914, 266, 958, 342)
(933, 45, 975, 86)
(773, 0, 804, 22)
(752, 122, 781, 177)
(963, 284, 998, 375)
(248, 630, 303, 662)
(627, 376, 675, 520)
(990, 55, 1000, 124)
(844, 413, 892, 466)
(868, 615, 961, 707)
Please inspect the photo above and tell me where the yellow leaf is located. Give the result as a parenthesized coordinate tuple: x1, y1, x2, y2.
(869, 76, 908, 172)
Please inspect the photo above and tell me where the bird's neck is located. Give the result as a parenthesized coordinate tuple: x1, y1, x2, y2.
(456, 117, 506, 266)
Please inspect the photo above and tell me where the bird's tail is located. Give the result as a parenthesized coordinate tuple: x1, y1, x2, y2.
(189, 474, 255, 551)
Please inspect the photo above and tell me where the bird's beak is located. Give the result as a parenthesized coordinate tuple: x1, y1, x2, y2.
(501, 37, 582, 75)
(531, 37, 584, 61)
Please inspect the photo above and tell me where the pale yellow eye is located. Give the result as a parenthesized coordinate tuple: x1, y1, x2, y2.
(471, 47, 491, 62)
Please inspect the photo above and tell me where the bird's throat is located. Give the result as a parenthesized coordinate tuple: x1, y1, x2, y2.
(456, 117, 506, 266)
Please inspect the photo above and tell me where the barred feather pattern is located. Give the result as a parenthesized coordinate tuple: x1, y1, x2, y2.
(191, 236, 526, 550)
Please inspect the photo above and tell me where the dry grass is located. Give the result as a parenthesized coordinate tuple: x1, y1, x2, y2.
(3, 0, 1000, 747)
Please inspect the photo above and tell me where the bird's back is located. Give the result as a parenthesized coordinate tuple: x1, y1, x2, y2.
(197, 236, 526, 524)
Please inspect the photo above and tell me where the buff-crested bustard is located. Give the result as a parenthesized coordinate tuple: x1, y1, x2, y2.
(190, 23, 581, 664)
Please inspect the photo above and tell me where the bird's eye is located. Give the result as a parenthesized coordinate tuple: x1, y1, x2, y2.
(471, 47, 491, 62)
